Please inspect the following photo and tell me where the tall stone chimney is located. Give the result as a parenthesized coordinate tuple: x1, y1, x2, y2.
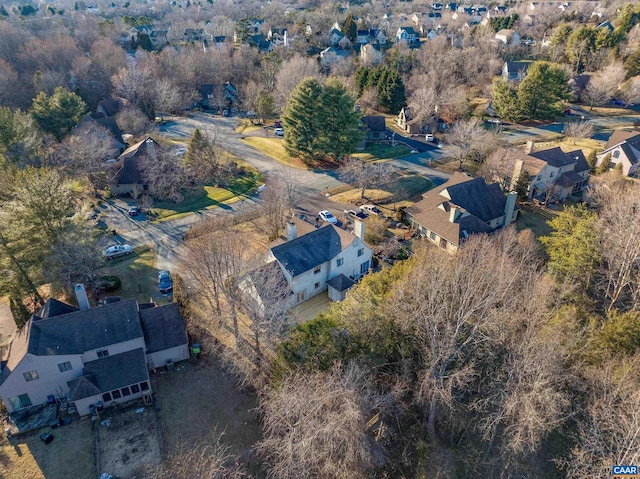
(504, 191, 517, 226)
(286, 221, 297, 241)
(74, 284, 90, 311)
(353, 218, 365, 240)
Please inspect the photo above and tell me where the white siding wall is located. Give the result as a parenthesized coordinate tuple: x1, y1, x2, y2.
(287, 237, 372, 305)
(147, 345, 189, 369)
(81, 338, 146, 363)
(0, 353, 83, 413)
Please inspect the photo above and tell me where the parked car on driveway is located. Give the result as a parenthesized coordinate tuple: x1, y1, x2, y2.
(274, 128, 284, 136)
(158, 270, 173, 294)
(425, 133, 435, 142)
(319, 210, 338, 224)
(359, 204, 383, 216)
(102, 244, 132, 260)
(128, 206, 140, 217)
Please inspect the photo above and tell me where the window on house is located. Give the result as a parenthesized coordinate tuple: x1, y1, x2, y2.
(102, 392, 112, 402)
(429, 231, 436, 241)
(549, 171, 555, 178)
(336, 258, 344, 267)
(295, 291, 305, 303)
(314, 265, 321, 274)
(613, 150, 620, 159)
(111, 390, 122, 399)
(58, 362, 73, 372)
(8, 394, 32, 410)
(96, 349, 109, 358)
(314, 282, 320, 289)
(140, 381, 150, 391)
(121, 387, 131, 397)
(357, 248, 364, 257)
(23, 370, 38, 381)
(131, 384, 140, 394)
(360, 261, 370, 274)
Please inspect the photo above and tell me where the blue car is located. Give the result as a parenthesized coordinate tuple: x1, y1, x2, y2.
(158, 271, 173, 294)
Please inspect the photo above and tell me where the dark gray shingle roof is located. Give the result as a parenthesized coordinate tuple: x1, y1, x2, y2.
(68, 374, 101, 401)
(361, 116, 386, 132)
(28, 299, 143, 356)
(327, 274, 355, 292)
(271, 226, 352, 277)
(139, 303, 188, 354)
(529, 147, 576, 168)
(445, 177, 508, 222)
(39, 298, 78, 319)
(83, 348, 149, 393)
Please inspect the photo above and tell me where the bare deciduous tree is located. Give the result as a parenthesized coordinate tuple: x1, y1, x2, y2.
(581, 63, 625, 110)
(407, 81, 439, 131)
(258, 173, 299, 241)
(564, 120, 594, 145)
(339, 157, 393, 199)
(561, 356, 640, 479)
(478, 147, 519, 191)
(139, 145, 188, 202)
(258, 365, 383, 479)
(147, 430, 245, 479)
(444, 118, 490, 169)
(620, 76, 640, 106)
(391, 229, 547, 441)
(588, 176, 640, 310)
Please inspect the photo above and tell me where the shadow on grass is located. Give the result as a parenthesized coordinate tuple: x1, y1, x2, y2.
(152, 173, 261, 221)
(99, 247, 159, 303)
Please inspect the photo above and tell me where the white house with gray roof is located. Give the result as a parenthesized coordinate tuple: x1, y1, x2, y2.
(266, 219, 372, 305)
(0, 297, 188, 416)
(596, 130, 640, 177)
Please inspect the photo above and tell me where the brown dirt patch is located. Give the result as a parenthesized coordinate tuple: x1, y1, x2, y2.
(97, 405, 161, 478)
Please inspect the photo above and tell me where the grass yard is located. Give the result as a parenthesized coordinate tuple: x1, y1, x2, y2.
(155, 354, 263, 468)
(152, 171, 263, 222)
(516, 208, 554, 238)
(331, 173, 433, 205)
(0, 419, 95, 479)
(352, 143, 412, 161)
(235, 119, 266, 134)
(98, 247, 158, 303)
(241, 136, 309, 169)
(534, 137, 605, 157)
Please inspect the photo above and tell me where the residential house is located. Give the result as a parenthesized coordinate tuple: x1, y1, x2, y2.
(268, 27, 289, 46)
(213, 36, 227, 48)
(320, 47, 352, 71)
(109, 137, 157, 196)
(0, 296, 188, 417)
(596, 130, 640, 177)
(360, 43, 383, 66)
(502, 61, 531, 81)
(597, 21, 614, 32)
(326, 28, 352, 48)
(129, 26, 168, 49)
(396, 26, 419, 45)
(199, 82, 239, 111)
(495, 29, 521, 45)
(396, 107, 423, 135)
(355, 29, 387, 45)
(446, 2, 458, 10)
(266, 219, 372, 305)
(183, 28, 205, 42)
(407, 172, 519, 253)
(513, 145, 590, 202)
(361, 115, 387, 141)
(95, 98, 122, 118)
(82, 116, 126, 155)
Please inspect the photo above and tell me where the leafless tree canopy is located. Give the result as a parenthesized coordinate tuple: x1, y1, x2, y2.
(564, 120, 594, 144)
(258, 365, 384, 479)
(339, 157, 393, 199)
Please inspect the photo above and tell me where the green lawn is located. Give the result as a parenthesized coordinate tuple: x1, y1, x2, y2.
(152, 172, 262, 222)
(353, 143, 412, 161)
(98, 247, 158, 302)
(241, 136, 308, 169)
(516, 209, 553, 238)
